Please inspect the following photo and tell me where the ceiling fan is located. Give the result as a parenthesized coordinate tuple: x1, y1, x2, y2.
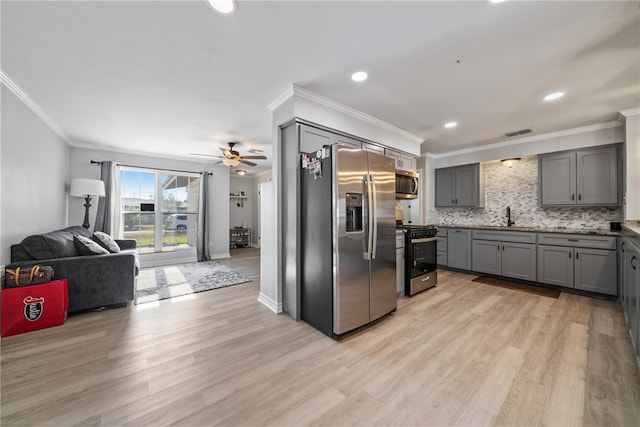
(190, 142, 267, 167)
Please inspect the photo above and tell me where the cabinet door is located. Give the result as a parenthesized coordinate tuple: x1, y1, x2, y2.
(385, 149, 401, 167)
(624, 243, 639, 354)
(447, 229, 472, 270)
(435, 168, 456, 207)
(537, 245, 574, 287)
(299, 124, 334, 153)
(455, 164, 478, 206)
(399, 154, 417, 171)
(396, 248, 404, 295)
(502, 242, 537, 282)
(472, 240, 501, 275)
(540, 152, 576, 205)
(574, 248, 617, 295)
(362, 142, 384, 155)
(334, 134, 362, 149)
(576, 146, 618, 205)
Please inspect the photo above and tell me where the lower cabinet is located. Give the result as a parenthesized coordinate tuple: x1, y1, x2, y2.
(473, 240, 536, 282)
(538, 244, 617, 295)
(447, 229, 471, 270)
(622, 232, 640, 359)
(396, 233, 405, 295)
(437, 228, 448, 267)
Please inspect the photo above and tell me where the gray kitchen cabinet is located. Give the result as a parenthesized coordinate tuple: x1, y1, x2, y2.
(537, 233, 617, 295)
(385, 148, 417, 171)
(539, 145, 619, 206)
(363, 142, 385, 155)
(472, 230, 537, 281)
(622, 232, 640, 357)
(435, 164, 484, 207)
(334, 134, 362, 149)
(447, 229, 472, 270)
(299, 124, 334, 153)
(396, 233, 405, 295)
(436, 229, 448, 267)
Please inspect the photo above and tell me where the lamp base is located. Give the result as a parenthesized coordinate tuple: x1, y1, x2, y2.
(82, 196, 93, 229)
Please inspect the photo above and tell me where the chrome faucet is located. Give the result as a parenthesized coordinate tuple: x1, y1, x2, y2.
(506, 206, 515, 227)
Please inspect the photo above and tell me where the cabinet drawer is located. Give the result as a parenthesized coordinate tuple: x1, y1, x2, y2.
(437, 237, 447, 251)
(472, 230, 537, 244)
(537, 233, 616, 249)
(437, 228, 448, 237)
(437, 251, 448, 266)
(396, 234, 405, 249)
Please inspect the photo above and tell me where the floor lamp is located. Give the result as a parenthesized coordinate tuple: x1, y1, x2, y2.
(70, 178, 106, 229)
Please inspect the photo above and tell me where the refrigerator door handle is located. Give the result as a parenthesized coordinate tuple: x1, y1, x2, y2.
(364, 175, 374, 261)
(371, 176, 378, 260)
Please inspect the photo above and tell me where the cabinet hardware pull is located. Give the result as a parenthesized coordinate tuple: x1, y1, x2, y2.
(632, 256, 637, 270)
(572, 194, 575, 201)
(576, 252, 579, 259)
(502, 244, 505, 251)
(578, 193, 581, 201)
(569, 252, 572, 258)
(452, 198, 455, 204)
(568, 239, 579, 242)
(621, 242, 626, 251)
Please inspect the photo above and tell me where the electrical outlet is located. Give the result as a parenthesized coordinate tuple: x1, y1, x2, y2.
(582, 213, 589, 220)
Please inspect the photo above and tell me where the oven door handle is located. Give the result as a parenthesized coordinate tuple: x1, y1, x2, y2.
(411, 237, 437, 243)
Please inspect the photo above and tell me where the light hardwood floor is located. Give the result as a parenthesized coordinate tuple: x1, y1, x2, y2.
(2, 249, 639, 426)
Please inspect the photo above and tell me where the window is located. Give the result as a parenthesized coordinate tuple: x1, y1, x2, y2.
(120, 168, 200, 254)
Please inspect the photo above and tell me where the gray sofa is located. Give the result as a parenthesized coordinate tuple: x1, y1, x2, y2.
(8, 226, 139, 312)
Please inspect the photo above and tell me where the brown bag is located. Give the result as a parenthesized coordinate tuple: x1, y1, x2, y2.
(5, 265, 55, 288)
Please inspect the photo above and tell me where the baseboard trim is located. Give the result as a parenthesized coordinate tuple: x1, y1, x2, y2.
(210, 252, 231, 260)
(257, 293, 282, 313)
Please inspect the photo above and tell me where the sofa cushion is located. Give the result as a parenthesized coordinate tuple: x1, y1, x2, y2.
(93, 232, 121, 253)
(74, 235, 109, 256)
(20, 226, 91, 259)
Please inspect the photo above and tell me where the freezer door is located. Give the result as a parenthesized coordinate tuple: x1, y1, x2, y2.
(367, 152, 397, 321)
(334, 147, 371, 334)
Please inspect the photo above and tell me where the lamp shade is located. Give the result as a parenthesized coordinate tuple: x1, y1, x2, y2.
(222, 158, 240, 167)
(70, 178, 106, 197)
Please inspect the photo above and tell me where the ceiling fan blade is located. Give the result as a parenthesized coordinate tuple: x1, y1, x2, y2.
(240, 155, 267, 160)
(190, 152, 223, 158)
(239, 159, 257, 166)
(220, 147, 233, 157)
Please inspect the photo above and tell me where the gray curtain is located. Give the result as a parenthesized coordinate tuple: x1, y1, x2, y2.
(95, 161, 114, 234)
(197, 172, 211, 262)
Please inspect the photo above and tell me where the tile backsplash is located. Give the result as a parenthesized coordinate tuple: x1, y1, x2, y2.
(428, 156, 622, 230)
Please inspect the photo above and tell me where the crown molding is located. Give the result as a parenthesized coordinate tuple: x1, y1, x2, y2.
(267, 85, 295, 111)
(427, 120, 621, 159)
(619, 107, 640, 121)
(1, 69, 69, 143)
(291, 84, 424, 144)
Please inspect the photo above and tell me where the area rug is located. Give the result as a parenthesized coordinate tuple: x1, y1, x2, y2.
(135, 260, 251, 304)
(472, 276, 561, 299)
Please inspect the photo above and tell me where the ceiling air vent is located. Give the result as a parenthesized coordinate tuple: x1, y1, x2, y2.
(504, 128, 533, 137)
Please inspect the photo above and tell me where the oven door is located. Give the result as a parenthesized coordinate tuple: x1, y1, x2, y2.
(406, 236, 437, 296)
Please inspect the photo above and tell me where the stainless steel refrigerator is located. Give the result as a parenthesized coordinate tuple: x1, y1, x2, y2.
(301, 145, 397, 336)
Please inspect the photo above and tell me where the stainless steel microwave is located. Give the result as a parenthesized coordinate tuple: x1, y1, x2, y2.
(396, 170, 419, 199)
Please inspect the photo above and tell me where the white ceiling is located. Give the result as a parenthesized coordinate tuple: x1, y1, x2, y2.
(2, 1, 639, 175)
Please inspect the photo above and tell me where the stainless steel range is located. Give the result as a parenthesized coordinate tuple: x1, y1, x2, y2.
(398, 225, 438, 296)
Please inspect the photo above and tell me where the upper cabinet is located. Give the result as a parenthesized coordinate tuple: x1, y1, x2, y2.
(300, 123, 386, 156)
(385, 148, 417, 171)
(435, 163, 484, 207)
(539, 145, 620, 206)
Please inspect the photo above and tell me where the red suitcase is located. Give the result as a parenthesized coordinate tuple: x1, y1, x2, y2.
(1, 279, 69, 337)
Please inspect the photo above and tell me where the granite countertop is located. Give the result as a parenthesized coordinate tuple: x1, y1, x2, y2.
(623, 221, 640, 237)
(435, 224, 621, 236)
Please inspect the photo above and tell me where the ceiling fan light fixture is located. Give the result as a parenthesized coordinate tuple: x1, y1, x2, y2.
(236, 169, 247, 176)
(351, 71, 368, 82)
(222, 157, 240, 167)
(208, 0, 235, 14)
(444, 121, 458, 129)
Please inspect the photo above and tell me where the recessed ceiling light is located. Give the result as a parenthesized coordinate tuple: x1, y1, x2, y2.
(248, 148, 263, 154)
(351, 71, 368, 82)
(543, 91, 565, 101)
(444, 122, 458, 129)
(489, 0, 507, 3)
(208, 0, 235, 14)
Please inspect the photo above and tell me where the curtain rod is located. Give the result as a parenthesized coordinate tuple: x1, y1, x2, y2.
(91, 160, 213, 176)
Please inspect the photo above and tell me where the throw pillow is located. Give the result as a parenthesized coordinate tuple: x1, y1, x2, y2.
(93, 231, 121, 253)
(74, 235, 109, 256)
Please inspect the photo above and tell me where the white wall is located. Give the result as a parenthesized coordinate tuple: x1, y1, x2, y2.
(252, 171, 272, 247)
(68, 147, 231, 259)
(1, 87, 69, 266)
(229, 176, 253, 229)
